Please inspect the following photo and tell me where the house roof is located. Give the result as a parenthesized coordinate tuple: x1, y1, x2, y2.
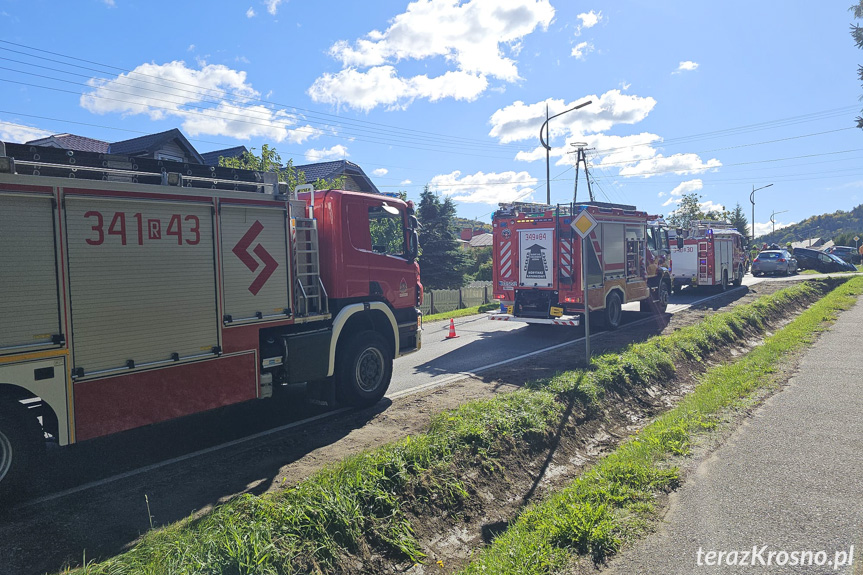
(294, 159, 380, 194)
(790, 238, 824, 250)
(201, 146, 249, 166)
(25, 133, 109, 153)
(109, 128, 205, 164)
(468, 233, 493, 248)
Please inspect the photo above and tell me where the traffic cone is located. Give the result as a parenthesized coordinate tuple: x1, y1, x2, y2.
(445, 318, 459, 339)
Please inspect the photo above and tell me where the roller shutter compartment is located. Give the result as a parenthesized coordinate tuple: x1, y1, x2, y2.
(64, 197, 218, 375)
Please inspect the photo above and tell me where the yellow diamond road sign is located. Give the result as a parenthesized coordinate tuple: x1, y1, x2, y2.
(571, 210, 598, 238)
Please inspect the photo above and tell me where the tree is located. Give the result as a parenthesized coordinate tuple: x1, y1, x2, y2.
(416, 186, 470, 289)
(852, 2, 863, 128)
(218, 144, 345, 190)
(667, 192, 728, 230)
(728, 202, 750, 240)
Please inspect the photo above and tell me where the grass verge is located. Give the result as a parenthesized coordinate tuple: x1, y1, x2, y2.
(458, 276, 863, 574)
(68, 279, 847, 575)
(423, 302, 499, 323)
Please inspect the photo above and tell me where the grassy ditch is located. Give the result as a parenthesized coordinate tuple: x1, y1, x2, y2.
(459, 275, 863, 575)
(69, 280, 847, 575)
(423, 302, 499, 323)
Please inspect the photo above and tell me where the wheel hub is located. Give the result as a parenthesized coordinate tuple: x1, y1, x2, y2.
(356, 348, 385, 392)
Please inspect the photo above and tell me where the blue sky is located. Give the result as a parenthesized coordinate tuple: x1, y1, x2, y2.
(1, 0, 861, 236)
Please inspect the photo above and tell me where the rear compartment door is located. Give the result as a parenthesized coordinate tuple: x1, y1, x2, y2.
(518, 228, 554, 288)
(0, 191, 62, 352)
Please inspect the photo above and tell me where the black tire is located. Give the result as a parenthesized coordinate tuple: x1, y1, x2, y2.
(640, 280, 669, 314)
(719, 270, 729, 292)
(0, 400, 43, 500)
(602, 291, 623, 330)
(732, 265, 743, 287)
(335, 331, 393, 408)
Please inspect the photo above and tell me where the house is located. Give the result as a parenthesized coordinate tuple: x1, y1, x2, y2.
(294, 159, 380, 195)
(790, 237, 826, 250)
(468, 233, 493, 248)
(24, 133, 109, 153)
(22, 128, 381, 194)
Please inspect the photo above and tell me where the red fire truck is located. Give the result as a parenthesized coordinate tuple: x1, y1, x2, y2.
(0, 142, 422, 494)
(490, 201, 672, 328)
(669, 220, 747, 292)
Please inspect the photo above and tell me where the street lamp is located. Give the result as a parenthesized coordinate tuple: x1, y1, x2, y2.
(770, 209, 788, 236)
(749, 183, 773, 243)
(540, 100, 592, 205)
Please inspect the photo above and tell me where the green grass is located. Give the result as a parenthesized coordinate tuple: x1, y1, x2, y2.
(67, 279, 850, 575)
(458, 276, 863, 575)
(423, 302, 499, 323)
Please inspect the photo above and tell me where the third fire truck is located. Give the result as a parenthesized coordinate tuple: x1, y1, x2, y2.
(669, 220, 747, 292)
(490, 201, 672, 328)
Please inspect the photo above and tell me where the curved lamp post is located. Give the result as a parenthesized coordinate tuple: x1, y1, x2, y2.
(749, 183, 773, 243)
(540, 100, 592, 204)
(770, 209, 788, 236)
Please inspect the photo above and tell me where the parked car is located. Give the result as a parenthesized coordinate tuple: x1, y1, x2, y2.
(793, 247, 857, 273)
(825, 245, 861, 265)
(751, 250, 797, 276)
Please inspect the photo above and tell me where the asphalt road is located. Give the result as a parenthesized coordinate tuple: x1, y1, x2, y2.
(603, 284, 863, 574)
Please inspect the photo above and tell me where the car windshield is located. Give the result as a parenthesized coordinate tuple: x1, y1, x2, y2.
(758, 252, 781, 260)
(828, 254, 848, 264)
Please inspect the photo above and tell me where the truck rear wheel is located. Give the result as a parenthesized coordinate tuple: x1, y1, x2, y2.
(602, 291, 623, 330)
(719, 270, 729, 292)
(335, 331, 392, 408)
(640, 281, 669, 314)
(733, 265, 744, 286)
(0, 400, 43, 499)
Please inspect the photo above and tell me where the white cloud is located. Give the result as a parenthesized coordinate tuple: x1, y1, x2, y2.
(400, 179, 413, 185)
(102, 0, 115, 7)
(265, 0, 284, 15)
(489, 90, 656, 144)
(754, 221, 795, 237)
(617, 154, 721, 178)
(304, 144, 349, 162)
(309, 0, 554, 111)
(80, 60, 320, 143)
(0, 120, 51, 143)
(699, 200, 725, 214)
(673, 60, 699, 74)
(246, 7, 256, 17)
(658, 191, 666, 198)
(576, 10, 602, 33)
(619, 81, 631, 91)
(187, 44, 195, 52)
(571, 41, 594, 60)
(372, 168, 388, 176)
(669, 178, 703, 197)
(430, 170, 537, 204)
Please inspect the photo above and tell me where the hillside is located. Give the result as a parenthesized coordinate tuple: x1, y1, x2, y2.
(757, 204, 863, 246)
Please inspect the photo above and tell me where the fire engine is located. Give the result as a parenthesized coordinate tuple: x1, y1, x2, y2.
(0, 142, 422, 494)
(669, 220, 747, 292)
(490, 201, 672, 328)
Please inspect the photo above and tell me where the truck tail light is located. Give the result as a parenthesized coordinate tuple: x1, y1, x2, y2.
(494, 293, 506, 300)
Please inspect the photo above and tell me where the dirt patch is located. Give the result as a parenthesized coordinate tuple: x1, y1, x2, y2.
(0, 280, 834, 575)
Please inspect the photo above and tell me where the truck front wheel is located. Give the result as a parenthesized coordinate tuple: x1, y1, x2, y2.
(336, 331, 393, 408)
(0, 400, 43, 499)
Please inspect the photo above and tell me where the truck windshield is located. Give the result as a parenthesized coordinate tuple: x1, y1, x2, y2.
(369, 206, 405, 256)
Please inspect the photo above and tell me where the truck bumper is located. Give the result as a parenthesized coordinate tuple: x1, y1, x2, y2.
(488, 312, 581, 326)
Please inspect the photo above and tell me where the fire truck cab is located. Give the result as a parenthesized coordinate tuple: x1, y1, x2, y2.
(0, 141, 422, 495)
(490, 201, 672, 328)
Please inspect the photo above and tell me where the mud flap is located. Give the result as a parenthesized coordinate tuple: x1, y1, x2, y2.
(306, 378, 337, 408)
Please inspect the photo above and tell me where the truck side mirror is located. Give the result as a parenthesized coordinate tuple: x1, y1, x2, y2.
(408, 230, 419, 261)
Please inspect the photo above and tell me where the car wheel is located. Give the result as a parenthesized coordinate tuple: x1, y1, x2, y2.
(335, 330, 393, 408)
(602, 291, 623, 330)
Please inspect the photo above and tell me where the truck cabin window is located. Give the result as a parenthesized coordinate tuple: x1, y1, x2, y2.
(368, 205, 405, 256)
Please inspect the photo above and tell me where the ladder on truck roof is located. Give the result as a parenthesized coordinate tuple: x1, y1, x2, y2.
(291, 185, 328, 317)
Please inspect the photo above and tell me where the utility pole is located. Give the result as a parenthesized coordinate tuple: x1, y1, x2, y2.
(570, 143, 595, 203)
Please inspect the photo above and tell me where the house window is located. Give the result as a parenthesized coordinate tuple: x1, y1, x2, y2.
(156, 152, 184, 162)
